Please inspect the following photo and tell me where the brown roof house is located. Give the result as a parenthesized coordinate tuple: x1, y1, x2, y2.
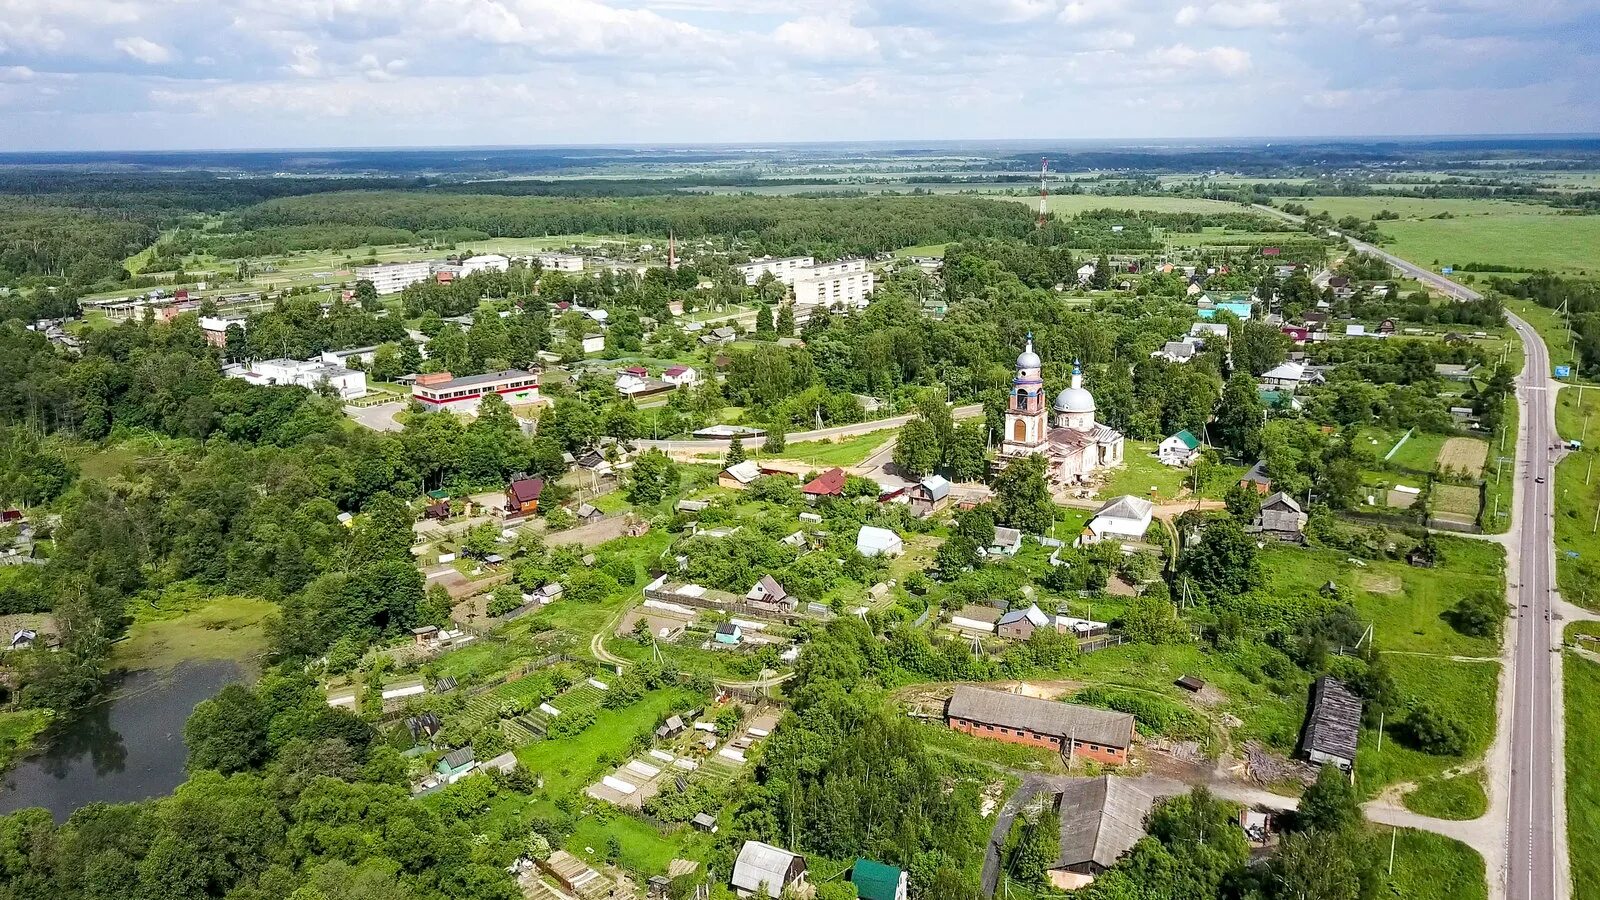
(801, 467, 848, 501)
(946, 686, 1135, 766)
(505, 474, 544, 517)
(1297, 675, 1362, 771)
(1048, 776, 1156, 891)
(745, 576, 797, 614)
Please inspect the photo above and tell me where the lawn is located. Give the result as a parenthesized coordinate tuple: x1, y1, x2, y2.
(758, 431, 895, 469)
(1402, 770, 1489, 820)
(513, 686, 699, 797)
(113, 594, 275, 672)
(1094, 442, 1241, 503)
(0, 709, 52, 774)
(892, 243, 953, 257)
(1551, 384, 1600, 608)
(1567, 650, 1600, 900)
(1385, 430, 1449, 475)
(1356, 655, 1499, 798)
(1382, 828, 1488, 900)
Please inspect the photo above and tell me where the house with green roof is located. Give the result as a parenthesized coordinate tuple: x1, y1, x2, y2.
(1157, 429, 1202, 467)
(849, 859, 907, 900)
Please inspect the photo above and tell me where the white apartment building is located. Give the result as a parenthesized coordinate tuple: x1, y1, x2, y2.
(536, 253, 584, 273)
(737, 256, 817, 286)
(227, 358, 367, 400)
(353, 261, 433, 295)
(793, 259, 875, 309)
(460, 254, 510, 277)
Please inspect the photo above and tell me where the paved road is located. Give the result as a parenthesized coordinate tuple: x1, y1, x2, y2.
(1335, 216, 1559, 900)
(344, 399, 407, 432)
(637, 402, 984, 453)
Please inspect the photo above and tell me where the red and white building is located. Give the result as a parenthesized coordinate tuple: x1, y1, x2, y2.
(411, 369, 539, 414)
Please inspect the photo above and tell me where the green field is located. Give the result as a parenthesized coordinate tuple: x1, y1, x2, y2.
(1003, 194, 1249, 216)
(1386, 430, 1450, 474)
(1383, 828, 1488, 900)
(892, 243, 952, 258)
(114, 594, 275, 671)
(1094, 442, 1241, 502)
(1553, 386, 1600, 608)
(1356, 655, 1499, 798)
(512, 686, 698, 797)
(1295, 196, 1563, 221)
(1567, 650, 1600, 899)
(758, 431, 895, 468)
(1403, 770, 1489, 820)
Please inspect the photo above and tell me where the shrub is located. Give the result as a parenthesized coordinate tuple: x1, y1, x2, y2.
(1403, 702, 1468, 755)
(1072, 686, 1209, 741)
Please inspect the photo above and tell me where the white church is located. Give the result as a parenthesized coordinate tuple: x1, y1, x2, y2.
(1000, 336, 1125, 483)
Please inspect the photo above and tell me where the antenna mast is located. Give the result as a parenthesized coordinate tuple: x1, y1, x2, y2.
(1037, 157, 1049, 228)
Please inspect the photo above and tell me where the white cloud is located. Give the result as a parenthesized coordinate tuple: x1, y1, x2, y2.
(1175, 1, 1285, 28)
(114, 36, 174, 64)
(0, 66, 38, 81)
(286, 44, 323, 77)
(773, 17, 880, 62)
(1146, 43, 1252, 77)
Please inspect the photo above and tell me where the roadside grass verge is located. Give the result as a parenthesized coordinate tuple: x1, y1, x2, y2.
(1402, 770, 1489, 820)
(1567, 650, 1600, 900)
(1380, 827, 1488, 900)
(1481, 394, 1517, 533)
(1356, 656, 1498, 799)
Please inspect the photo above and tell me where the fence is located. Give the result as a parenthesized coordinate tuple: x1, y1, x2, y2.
(1078, 634, 1128, 654)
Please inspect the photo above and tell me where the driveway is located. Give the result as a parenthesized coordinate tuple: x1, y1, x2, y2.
(345, 400, 407, 432)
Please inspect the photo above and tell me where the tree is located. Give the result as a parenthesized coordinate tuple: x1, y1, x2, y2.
(763, 422, 787, 454)
(953, 504, 996, 547)
(755, 304, 774, 335)
(1089, 253, 1111, 290)
(894, 418, 941, 478)
(1182, 515, 1260, 598)
(627, 449, 678, 505)
(1009, 805, 1060, 886)
(992, 455, 1055, 535)
(353, 279, 379, 311)
(1446, 591, 1503, 639)
(1223, 481, 1261, 523)
(1403, 702, 1468, 755)
(944, 421, 989, 481)
(1213, 372, 1264, 457)
(185, 684, 269, 773)
(775, 302, 795, 336)
(726, 435, 747, 467)
(935, 534, 979, 579)
(1120, 593, 1188, 645)
(1294, 764, 1361, 834)
(1233, 319, 1289, 375)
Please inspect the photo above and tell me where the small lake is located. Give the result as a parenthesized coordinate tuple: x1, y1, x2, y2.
(0, 660, 241, 821)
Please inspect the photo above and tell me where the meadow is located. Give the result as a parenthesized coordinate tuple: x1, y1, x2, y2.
(1566, 648, 1600, 900)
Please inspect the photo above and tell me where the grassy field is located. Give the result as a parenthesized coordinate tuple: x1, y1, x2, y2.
(1386, 430, 1450, 474)
(1356, 655, 1499, 798)
(892, 243, 952, 257)
(0, 709, 52, 773)
(512, 686, 698, 797)
(1161, 230, 1298, 247)
(1403, 770, 1489, 820)
(1294, 196, 1563, 221)
(1481, 389, 1518, 533)
(1094, 442, 1241, 502)
(1552, 386, 1600, 608)
(113, 594, 275, 671)
(1000, 194, 1249, 216)
(1383, 828, 1488, 900)
(758, 431, 894, 469)
(1567, 650, 1600, 899)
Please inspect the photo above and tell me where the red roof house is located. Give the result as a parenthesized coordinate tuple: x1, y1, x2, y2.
(801, 467, 848, 500)
(506, 475, 545, 516)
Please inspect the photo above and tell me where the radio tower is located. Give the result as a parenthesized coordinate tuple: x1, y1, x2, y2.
(1036, 157, 1049, 228)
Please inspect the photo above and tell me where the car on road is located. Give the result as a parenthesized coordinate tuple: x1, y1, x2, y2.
(1536, 476, 1546, 483)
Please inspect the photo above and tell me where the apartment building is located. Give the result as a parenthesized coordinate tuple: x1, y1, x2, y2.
(460, 254, 510, 277)
(793, 259, 874, 309)
(535, 253, 584, 273)
(353, 261, 433, 295)
(736, 256, 817, 286)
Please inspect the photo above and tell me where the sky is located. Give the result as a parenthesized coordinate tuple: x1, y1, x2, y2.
(1, 0, 1598, 151)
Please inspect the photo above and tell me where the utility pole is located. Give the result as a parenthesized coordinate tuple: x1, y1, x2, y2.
(1388, 825, 1398, 875)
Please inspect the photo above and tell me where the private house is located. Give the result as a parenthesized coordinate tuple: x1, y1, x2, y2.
(908, 475, 952, 518)
(745, 576, 797, 614)
(1259, 361, 1305, 392)
(1435, 363, 1480, 382)
(1256, 491, 1308, 539)
(715, 622, 743, 645)
(949, 604, 1002, 635)
(1239, 461, 1272, 495)
(855, 525, 904, 558)
(1076, 262, 1097, 284)
(1152, 339, 1198, 363)
(997, 604, 1052, 641)
(801, 467, 848, 501)
(850, 859, 909, 900)
(700, 326, 737, 346)
(662, 365, 698, 386)
(1298, 675, 1362, 770)
(1189, 321, 1229, 341)
(1048, 776, 1156, 890)
(1157, 430, 1201, 467)
(505, 474, 544, 517)
(731, 841, 807, 899)
(435, 747, 477, 783)
(945, 686, 1136, 765)
(656, 715, 686, 740)
(1081, 496, 1155, 546)
(989, 526, 1023, 557)
(719, 460, 762, 490)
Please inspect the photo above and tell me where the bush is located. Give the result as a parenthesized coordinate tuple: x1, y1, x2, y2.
(1403, 702, 1469, 755)
(546, 708, 596, 739)
(1445, 591, 1503, 639)
(1072, 686, 1209, 741)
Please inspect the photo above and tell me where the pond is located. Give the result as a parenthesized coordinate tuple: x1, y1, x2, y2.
(0, 660, 241, 821)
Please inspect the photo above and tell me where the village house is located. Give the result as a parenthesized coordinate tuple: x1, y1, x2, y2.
(505, 474, 544, 517)
(1157, 430, 1202, 467)
(662, 365, 698, 386)
(745, 575, 797, 614)
(1152, 339, 1198, 363)
(996, 604, 1052, 640)
(1298, 675, 1363, 770)
(714, 622, 743, 645)
(949, 604, 1002, 635)
(1259, 361, 1306, 392)
(855, 525, 904, 558)
(988, 526, 1023, 557)
(1255, 491, 1308, 539)
(945, 686, 1136, 765)
(1048, 776, 1156, 890)
(801, 467, 848, 501)
(1081, 495, 1155, 546)
(731, 841, 807, 899)
(850, 859, 909, 900)
(907, 474, 952, 518)
(719, 459, 762, 490)
(1238, 460, 1272, 495)
(435, 747, 477, 783)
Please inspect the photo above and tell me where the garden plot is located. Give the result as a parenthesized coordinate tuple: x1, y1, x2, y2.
(1432, 484, 1482, 526)
(584, 755, 683, 809)
(1438, 437, 1489, 477)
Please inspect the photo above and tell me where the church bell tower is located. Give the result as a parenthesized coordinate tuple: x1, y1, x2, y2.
(1003, 334, 1048, 456)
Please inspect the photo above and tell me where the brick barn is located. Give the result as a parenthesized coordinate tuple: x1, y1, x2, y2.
(944, 686, 1135, 766)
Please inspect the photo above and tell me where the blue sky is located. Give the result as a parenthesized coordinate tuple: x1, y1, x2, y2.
(0, 0, 1596, 150)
